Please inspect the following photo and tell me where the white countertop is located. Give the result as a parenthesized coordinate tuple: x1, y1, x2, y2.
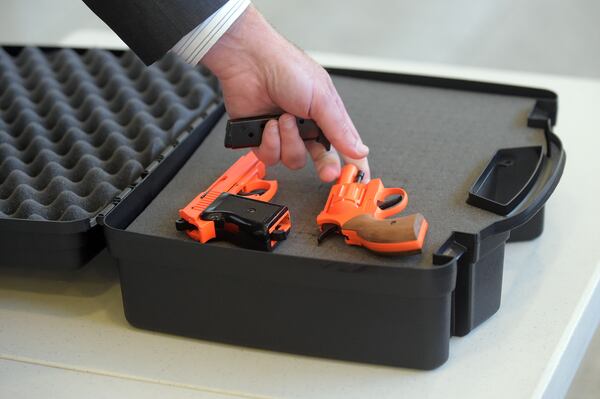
(0, 40, 599, 398)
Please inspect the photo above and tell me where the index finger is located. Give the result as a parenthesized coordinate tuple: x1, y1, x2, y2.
(309, 73, 369, 160)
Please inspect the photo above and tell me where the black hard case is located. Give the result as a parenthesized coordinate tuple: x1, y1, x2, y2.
(0, 47, 565, 370)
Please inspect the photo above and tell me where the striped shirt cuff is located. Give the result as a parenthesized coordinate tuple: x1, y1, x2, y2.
(170, 0, 251, 65)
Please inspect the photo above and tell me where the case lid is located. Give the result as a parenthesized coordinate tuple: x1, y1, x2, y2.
(0, 46, 223, 267)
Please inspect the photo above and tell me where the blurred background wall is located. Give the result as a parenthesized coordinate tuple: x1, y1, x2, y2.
(1, 0, 599, 77)
(0, 1, 598, 398)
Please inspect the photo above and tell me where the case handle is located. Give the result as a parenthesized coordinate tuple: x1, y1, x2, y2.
(467, 146, 544, 215)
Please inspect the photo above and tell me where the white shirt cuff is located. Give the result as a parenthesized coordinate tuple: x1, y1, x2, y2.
(170, 0, 251, 65)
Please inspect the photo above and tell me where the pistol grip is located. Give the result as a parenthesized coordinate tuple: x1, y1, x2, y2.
(342, 213, 428, 254)
(225, 115, 330, 151)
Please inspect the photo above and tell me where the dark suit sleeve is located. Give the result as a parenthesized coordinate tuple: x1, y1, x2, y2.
(82, 0, 228, 65)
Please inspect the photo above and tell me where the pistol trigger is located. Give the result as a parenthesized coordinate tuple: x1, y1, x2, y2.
(317, 223, 340, 244)
(238, 188, 268, 197)
(377, 194, 404, 210)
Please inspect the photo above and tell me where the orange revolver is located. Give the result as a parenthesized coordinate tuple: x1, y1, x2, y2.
(316, 164, 428, 255)
(176, 152, 291, 251)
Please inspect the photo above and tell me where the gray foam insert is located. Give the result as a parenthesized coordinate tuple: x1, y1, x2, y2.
(127, 75, 546, 267)
(0, 47, 220, 221)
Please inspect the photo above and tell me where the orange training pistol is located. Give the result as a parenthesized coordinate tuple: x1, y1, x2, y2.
(316, 164, 428, 255)
(176, 152, 291, 251)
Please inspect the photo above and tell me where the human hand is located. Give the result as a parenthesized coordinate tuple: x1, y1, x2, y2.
(201, 5, 370, 182)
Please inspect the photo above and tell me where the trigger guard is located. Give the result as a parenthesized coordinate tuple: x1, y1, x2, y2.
(375, 188, 408, 218)
(241, 179, 277, 201)
(242, 180, 270, 193)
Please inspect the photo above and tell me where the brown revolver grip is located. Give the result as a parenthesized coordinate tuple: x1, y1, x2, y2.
(342, 213, 428, 253)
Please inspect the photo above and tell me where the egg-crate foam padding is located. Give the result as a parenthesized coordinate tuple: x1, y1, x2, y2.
(126, 74, 548, 267)
(0, 47, 220, 222)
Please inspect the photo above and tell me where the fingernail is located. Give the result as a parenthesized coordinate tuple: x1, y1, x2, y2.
(319, 164, 340, 182)
(319, 166, 336, 182)
(282, 115, 295, 129)
(356, 141, 369, 156)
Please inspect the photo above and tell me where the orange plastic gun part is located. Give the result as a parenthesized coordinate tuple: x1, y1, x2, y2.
(316, 164, 428, 255)
(176, 151, 291, 251)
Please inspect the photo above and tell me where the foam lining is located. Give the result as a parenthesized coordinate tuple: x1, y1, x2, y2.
(0, 47, 220, 221)
(127, 75, 547, 267)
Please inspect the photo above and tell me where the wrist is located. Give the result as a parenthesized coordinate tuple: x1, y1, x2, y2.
(201, 5, 280, 81)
